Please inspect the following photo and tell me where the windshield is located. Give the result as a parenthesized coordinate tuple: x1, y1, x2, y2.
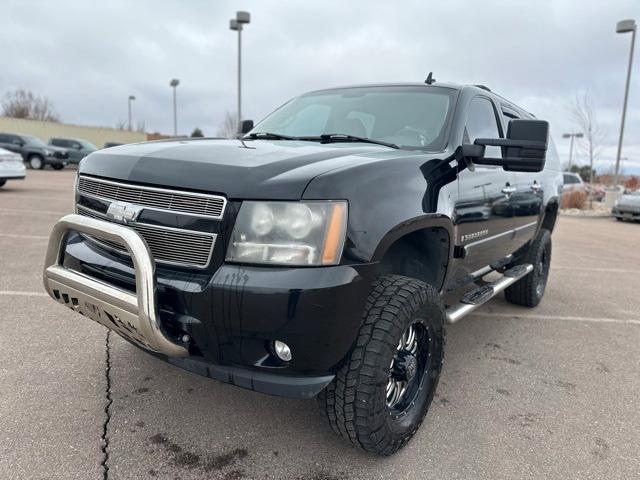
(79, 140, 97, 150)
(24, 135, 47, 148)
(251, 86, 456, 150)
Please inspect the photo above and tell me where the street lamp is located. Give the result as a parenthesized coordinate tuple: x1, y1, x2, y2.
(230, 11, 250, 130)
(562, 132, 583, 170)
(614, 19, 637, 187)
(128, 95, 136, 131)
(169, 78, 180, 137)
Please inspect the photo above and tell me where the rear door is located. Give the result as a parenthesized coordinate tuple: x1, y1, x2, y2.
(454, 96, 517, 272)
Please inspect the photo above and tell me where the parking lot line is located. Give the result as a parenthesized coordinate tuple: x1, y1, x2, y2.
(471, 311, 640, 326)
(0, 207, 67, 215)
(0, 233, 49, 240)
(0, 290, 49, 297)
(553, 265, 640, 274)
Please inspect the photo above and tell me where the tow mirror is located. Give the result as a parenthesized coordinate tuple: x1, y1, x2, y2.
(239, 119, 254, 135)
(462, 119, 549, 172)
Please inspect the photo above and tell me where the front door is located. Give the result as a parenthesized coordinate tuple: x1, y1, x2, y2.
(454, 96, 517, 273)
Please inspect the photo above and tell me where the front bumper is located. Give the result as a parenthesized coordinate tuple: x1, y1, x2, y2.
(0, 161, 26, 179)
(612, 205, 640, 220)
(44, 214, 374, 398)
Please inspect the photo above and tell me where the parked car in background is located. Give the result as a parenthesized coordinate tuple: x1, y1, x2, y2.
(613, 190, 640, 222)
(563, 172, 585, 191)
(103, 142, 123, 148)
(0, 133, 69, 169)
(48, 138, 97, 164)
(0, 147, 26, 187)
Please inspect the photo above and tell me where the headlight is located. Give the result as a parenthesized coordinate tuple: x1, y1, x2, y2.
(226, 201, 348, 266)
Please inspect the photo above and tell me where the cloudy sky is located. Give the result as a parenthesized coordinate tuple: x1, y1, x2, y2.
(2, 0, 638, 173)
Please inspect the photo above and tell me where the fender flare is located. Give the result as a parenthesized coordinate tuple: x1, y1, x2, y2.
(371, 214, 456, 287)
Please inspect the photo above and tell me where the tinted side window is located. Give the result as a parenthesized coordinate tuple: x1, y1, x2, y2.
(0, 134, 10, 143)
(51, 139, 64, 147)
(465, 97, 501, 158)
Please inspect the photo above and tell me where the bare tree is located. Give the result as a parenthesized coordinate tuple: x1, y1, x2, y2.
(135, 120, 146, 133)
(569, 92, 607, 208)
(1, 89, 61, 122)
(216, 111, 238, 138)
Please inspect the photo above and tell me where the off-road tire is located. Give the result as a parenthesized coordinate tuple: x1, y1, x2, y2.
(28, 155, 44, 170)
(317, 274, 445, 456)
(505, 228, 552, 307)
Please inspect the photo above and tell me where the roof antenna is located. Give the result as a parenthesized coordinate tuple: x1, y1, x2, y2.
(425, 72, 436, 85)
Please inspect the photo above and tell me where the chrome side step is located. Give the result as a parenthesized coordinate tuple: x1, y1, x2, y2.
(445, 263, 533, 324)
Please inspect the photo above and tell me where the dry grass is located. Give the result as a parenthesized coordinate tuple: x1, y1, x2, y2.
(561, 189, 587, 209)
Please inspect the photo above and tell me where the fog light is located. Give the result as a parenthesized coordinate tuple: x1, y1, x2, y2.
(273, 340, 292, 362)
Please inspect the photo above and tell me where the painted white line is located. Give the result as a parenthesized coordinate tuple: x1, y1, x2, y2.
(0, 233, 49, 240)
(0, 291, 49, 298)
(0, 207, 67, 215)
(470, 312, 640, 326)
(553, 266, 640, 274)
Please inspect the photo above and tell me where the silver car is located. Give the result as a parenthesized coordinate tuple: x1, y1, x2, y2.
(0, 147, 26, 187)
(613, 190, 640, 222)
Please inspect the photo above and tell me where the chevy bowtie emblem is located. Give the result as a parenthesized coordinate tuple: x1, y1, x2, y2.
(106, 201, 144, 224)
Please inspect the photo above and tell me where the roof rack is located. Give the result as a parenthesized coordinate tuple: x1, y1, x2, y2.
(474, 85, 491, 92)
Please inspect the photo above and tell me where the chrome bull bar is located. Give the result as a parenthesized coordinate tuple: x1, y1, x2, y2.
(42, 213, 188, 357)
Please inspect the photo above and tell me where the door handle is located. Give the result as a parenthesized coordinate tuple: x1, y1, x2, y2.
(501, 186, 516, 195)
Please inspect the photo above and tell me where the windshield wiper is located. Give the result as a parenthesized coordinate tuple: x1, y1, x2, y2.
(244, 132, 298, 140)
(312, 133, 399, 149)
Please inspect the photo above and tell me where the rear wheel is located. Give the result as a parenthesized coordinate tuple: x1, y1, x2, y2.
(505, 228, 551, 307)
(28, 155, 44, 170)
(0, 180, 6, 188)
(318, 274, 445, 456)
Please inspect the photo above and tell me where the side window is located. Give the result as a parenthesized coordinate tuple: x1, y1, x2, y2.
(502, 111, 519, 132)
(0, 134, 9, 143)
(465, 97, 502, 158)
(51, 139, 62, 147)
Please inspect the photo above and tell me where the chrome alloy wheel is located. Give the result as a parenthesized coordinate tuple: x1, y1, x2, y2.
(386, 323, 421, 409)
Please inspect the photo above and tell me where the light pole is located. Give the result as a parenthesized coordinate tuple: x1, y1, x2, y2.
(230, 11, 250, 130)
(169, 78, 180, 136)
(128, 95, 136, 131)
(614, 19, 637, 187)
(562, 132, 583, 170)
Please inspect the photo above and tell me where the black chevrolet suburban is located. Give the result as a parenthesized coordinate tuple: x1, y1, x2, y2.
(43, 82, 562, 455)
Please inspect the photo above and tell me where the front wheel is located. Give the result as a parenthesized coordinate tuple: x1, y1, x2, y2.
(0, 180, 6, 188)
(28, 155, 44, 170)
(318, 275, 445, 456)
(51, 164, 65, 170)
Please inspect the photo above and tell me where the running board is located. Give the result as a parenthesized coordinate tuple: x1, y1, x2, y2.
(445, 264, 533, 324)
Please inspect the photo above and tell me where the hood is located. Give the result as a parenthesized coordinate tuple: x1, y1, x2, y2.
(47, 145, 69, 153)
(79, 138, 402, 199)
(619, 193, 640, 206)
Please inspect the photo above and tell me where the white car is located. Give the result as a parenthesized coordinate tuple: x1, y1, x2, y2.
(0, 147, 26, 187)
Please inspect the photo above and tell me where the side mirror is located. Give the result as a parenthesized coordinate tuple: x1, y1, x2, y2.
(239, 119, 254, 134)
(462, 119, 549, 172)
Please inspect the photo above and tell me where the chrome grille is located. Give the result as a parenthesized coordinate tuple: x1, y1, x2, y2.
(77, 206, 216, 269)
(78, 176, 226, 218)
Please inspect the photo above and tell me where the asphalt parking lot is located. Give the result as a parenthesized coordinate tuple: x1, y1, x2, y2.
(1, 169, 639, 480)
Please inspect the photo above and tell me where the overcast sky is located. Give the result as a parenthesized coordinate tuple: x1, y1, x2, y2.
(2, 0, 638, 173)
